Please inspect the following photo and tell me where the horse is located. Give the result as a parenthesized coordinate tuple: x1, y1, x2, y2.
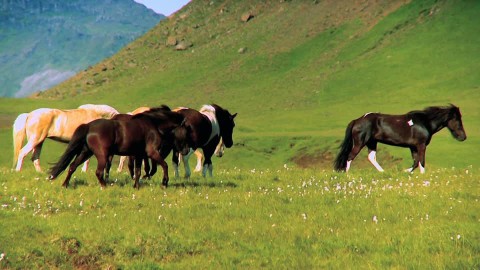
(172, 104, 237, 178)
(334, 104, 467, 173)
(49, 106, 191, 189)
(117, 107, 226, 176)
(13, 104, 119, 172)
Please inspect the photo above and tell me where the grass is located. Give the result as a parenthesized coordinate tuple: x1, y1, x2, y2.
(0, 0, 479, 268)
(0, 166, 478, 269)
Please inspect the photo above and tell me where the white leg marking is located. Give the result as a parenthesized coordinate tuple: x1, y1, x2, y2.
(33, 159, 42, 172)
(117, 156, 126, 172)
(368, 151, 384, 172)
(81, 160, 89, 172)
(346, 160, 352, 172)
(193, 150, 203, 172)
(404, 167, 414, 173)
(419, 162, 425, 174)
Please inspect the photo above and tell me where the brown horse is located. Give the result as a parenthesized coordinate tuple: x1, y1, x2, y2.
(13, 104, 119, 172)
(117, 106, 225, 177)
(49, 106, 191, 189)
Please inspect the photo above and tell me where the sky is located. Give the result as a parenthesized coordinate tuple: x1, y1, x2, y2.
(133, 0, 191, 16)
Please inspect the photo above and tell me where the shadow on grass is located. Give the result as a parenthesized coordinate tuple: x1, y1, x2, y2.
(169, 179, 238, 188)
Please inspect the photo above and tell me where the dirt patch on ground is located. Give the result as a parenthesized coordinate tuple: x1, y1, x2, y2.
(291, 150, 335, 169)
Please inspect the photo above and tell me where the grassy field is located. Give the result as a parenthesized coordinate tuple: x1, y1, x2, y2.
(0, 0, 479, 268)
(0, 166, 478, 269)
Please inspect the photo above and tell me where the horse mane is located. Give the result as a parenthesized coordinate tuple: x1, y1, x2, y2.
(77, 104, 119, 118)
(133, 105, 184, 125)
(408, 104, 457, 121)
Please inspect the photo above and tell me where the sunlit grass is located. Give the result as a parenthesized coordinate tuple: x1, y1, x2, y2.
(0, 165, 478, 269)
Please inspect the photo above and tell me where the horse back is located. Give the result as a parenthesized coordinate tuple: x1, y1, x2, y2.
(177, 108, 213, 148)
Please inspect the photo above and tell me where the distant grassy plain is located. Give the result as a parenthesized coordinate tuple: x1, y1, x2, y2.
(0, 0, 479, 268)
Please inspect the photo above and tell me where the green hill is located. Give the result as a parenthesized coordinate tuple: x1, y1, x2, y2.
(0, 0, 163, 97)
(0, 0, 478, 171)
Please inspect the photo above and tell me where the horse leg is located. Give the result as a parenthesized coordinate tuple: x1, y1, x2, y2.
(117, 156, 127, 172)
(193, 149, 203, 172)
(128, 156, 135, 179)
(346, 145, 364, 173)
(94, 155, 108, 188)
(62, 148, 93, 188)
(202, 146, 216, 177)
(105, 155, 114, 182)
(147, 147, 168, 187)
(31, 142, 44, 172)
(182, 149, 194, 179)
(15, 139, 38, 171)
(142, 157, 151, 179)
(133, 157, 142, 189)
(172, 150, 180, 178)
(367, 142, 384, 172)
(405, 147, 419, 173)
(417, 145, 426, 174)
(148, 158, 157, 179)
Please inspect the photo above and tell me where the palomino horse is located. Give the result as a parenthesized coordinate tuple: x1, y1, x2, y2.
(334, 105, 466, 173)
(172, 104, 237, 178)
(13, 104, 118, 172)
(49, 106, 191, 189)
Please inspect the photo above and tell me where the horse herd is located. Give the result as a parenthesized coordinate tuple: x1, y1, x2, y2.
(12, 103, 466, 189)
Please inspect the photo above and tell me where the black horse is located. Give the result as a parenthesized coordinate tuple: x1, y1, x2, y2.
(334, 104, 466, 173)
(172, 104, 237, 178)
(49, 106, 191, 188)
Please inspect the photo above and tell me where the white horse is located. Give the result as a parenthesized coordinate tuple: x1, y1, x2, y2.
(13, 104, 118, 172)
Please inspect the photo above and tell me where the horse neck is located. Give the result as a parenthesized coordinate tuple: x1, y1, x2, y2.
(425, 109, 450, 134)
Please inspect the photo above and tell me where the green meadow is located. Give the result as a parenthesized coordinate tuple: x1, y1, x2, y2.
(0, 0, 479, 268)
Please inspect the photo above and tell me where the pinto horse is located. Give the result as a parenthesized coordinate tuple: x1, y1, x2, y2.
(13, 104, 119, 172)
(49, 106, 191, 188)
(334, 105, 467, 173)
(172, 104, 237, 178)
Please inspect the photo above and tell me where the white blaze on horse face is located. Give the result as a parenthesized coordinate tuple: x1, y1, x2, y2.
(368, 151, 384, 172)
(408, 119, 414, 126)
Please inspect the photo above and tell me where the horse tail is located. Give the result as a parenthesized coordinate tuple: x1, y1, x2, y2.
(334, 120, 355, 171)
(49, 124, 89, 179)
(12, 113, 29, 168)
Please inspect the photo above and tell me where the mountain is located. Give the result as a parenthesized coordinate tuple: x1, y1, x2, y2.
(0, 0, 164, 97)
(1, 0, 479, 170)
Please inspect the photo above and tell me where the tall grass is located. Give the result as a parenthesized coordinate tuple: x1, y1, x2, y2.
(0, 166, 478, 269)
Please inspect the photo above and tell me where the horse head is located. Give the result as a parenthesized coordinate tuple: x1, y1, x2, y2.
(447, 105, 467, 141)
(212, 104, 237, 148)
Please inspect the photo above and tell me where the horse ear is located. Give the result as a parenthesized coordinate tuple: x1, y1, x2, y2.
(232, 113, 237, 119)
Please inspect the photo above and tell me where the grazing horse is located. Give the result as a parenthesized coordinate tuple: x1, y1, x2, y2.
(49, 106, 191, 189)
(172, 104, 237, 178)
(13, 104, 119, 172)
(334, 105, 467, 173)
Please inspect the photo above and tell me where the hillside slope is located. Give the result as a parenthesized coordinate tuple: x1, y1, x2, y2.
(0, 0, 164, 97)
(2, 0, 479, 170)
